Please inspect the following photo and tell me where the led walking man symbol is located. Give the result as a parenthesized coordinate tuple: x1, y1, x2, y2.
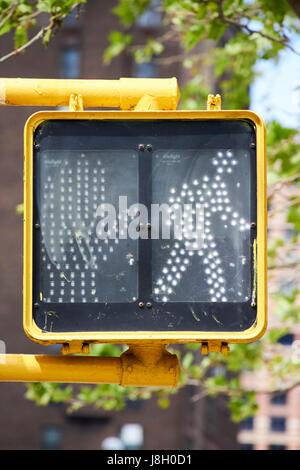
(153, 148, 251, 304)
(40, 148, 251, 306)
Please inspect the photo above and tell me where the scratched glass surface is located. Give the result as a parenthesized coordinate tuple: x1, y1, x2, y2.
(37, 150, 138, 303)
(152, 148, 251, 303)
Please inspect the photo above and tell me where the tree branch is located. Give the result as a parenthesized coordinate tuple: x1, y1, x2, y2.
(0, 2, 82, 63)
(0, 1, 18, 27)
(217, 0, 300, 56)
(0, 26, 47, 63)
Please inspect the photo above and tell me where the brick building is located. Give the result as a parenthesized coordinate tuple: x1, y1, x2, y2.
(237, 187, 300, 450)
(0, 0, 238, 449)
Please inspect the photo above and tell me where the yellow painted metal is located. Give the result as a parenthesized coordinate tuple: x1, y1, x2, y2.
(0, 354, 121, 384)
(207, 94, 222, 110)
(0, 77, 267, 387)
(121, 343, 179, 387)
(61, 341, 90, 355)
(23, 108, 267, 348)
(0, 77, 180, 110)
(201, 341, 230, 355)
(0, 343, 179, 387)
(69, 93, 84, 112)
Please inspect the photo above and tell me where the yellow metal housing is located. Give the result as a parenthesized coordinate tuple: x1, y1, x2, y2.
(23, 109, 267, 348)
(0, 77, 180, 110)
(0, 343, 179, 387)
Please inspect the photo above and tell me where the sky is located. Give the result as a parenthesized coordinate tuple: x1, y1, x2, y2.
(250, 35, 300, 130)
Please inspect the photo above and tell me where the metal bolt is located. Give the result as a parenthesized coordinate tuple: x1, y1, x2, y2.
(138, 301, 144, 308)
(250, 222, 256, 229)
(34, 143, 40, 150)
(33, 302, 39, 309)
(82, 343, 90, 355)
(147, 222, 151, 230)
(251, 302, 256, 308)
(250, 142, 256, 149)
(138, 144, 145, 151)
(146, 302, 152, 309)
(34, 223, 40, 230)
(62, 344, 70, 355)
(146, 144, 152, 151)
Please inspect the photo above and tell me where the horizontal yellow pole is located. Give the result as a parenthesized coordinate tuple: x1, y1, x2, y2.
(0, 354, 122, 384)
(0, 77, 180, 110)
(0, 349, 179, 387)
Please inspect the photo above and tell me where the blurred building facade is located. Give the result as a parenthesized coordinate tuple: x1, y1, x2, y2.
(237, 187, 300, 450)
(0, 0, 238, 450)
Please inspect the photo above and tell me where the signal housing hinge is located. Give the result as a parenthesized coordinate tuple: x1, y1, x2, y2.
(201, 341, 229, 355)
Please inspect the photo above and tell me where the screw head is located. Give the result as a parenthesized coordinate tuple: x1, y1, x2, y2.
(34, 223, 40, 230)
(250, 142, 256, 149)
(33, 302, 39, 309)
(138, 144, 145, 151)
(251, 222, 256, 229)
(138, 301, 144, 308)
(146, 302, 152, 309)
(146, 144, 152, 151)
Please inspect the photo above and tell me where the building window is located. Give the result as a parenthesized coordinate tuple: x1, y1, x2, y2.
(240, 443, 253, 450)
(136, 0, 161, 29)
(60, 46, 80, 79)
(278, 334, 294, 346)
(271, 392, 287, 405)
(41, 426, 61, 450)
(269, 444, 286, 450)
(134, 61, 157, 78)
(284, 227, 298, 242)
(239, 417, 254, 430)
(270, 417, 286, 432)
(134, 0, 160, 79)
(280, 280, 297, 296)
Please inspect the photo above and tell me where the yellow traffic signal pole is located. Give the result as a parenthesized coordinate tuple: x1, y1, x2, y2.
(0, 78, 266, 386)
(0, 77, 180, 110)
(0, 77, 181, 387)
(0, 344, 179, 387)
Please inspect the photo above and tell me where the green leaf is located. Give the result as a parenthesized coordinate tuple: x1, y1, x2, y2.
(274, 289, 300, 322)
(158, 397, 170, 409)
(42, 27, 52, 47)
(14, 26, 28, 49)
(0, 19, 14, 36)
(16, 203, 24, 215)
(37, 0, 52, 13)
(287, 203, 300, 232)
(266, 327, 290, 344)
(182, 352, 194, 369)
(206, 19, 228, 41)
(182, 23, 206, 51)
(133, 38, 163, 63)
(112, 0, 152, 27)
(103, 31, 132, 64)
(229, 391, 258, 422)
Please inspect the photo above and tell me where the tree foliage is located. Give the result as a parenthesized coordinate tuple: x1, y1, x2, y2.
(0, 0, 86, 62)
(1, 0, 300, 423)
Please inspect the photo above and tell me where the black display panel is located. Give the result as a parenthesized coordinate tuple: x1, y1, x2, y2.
(32, 119, 257, 333)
